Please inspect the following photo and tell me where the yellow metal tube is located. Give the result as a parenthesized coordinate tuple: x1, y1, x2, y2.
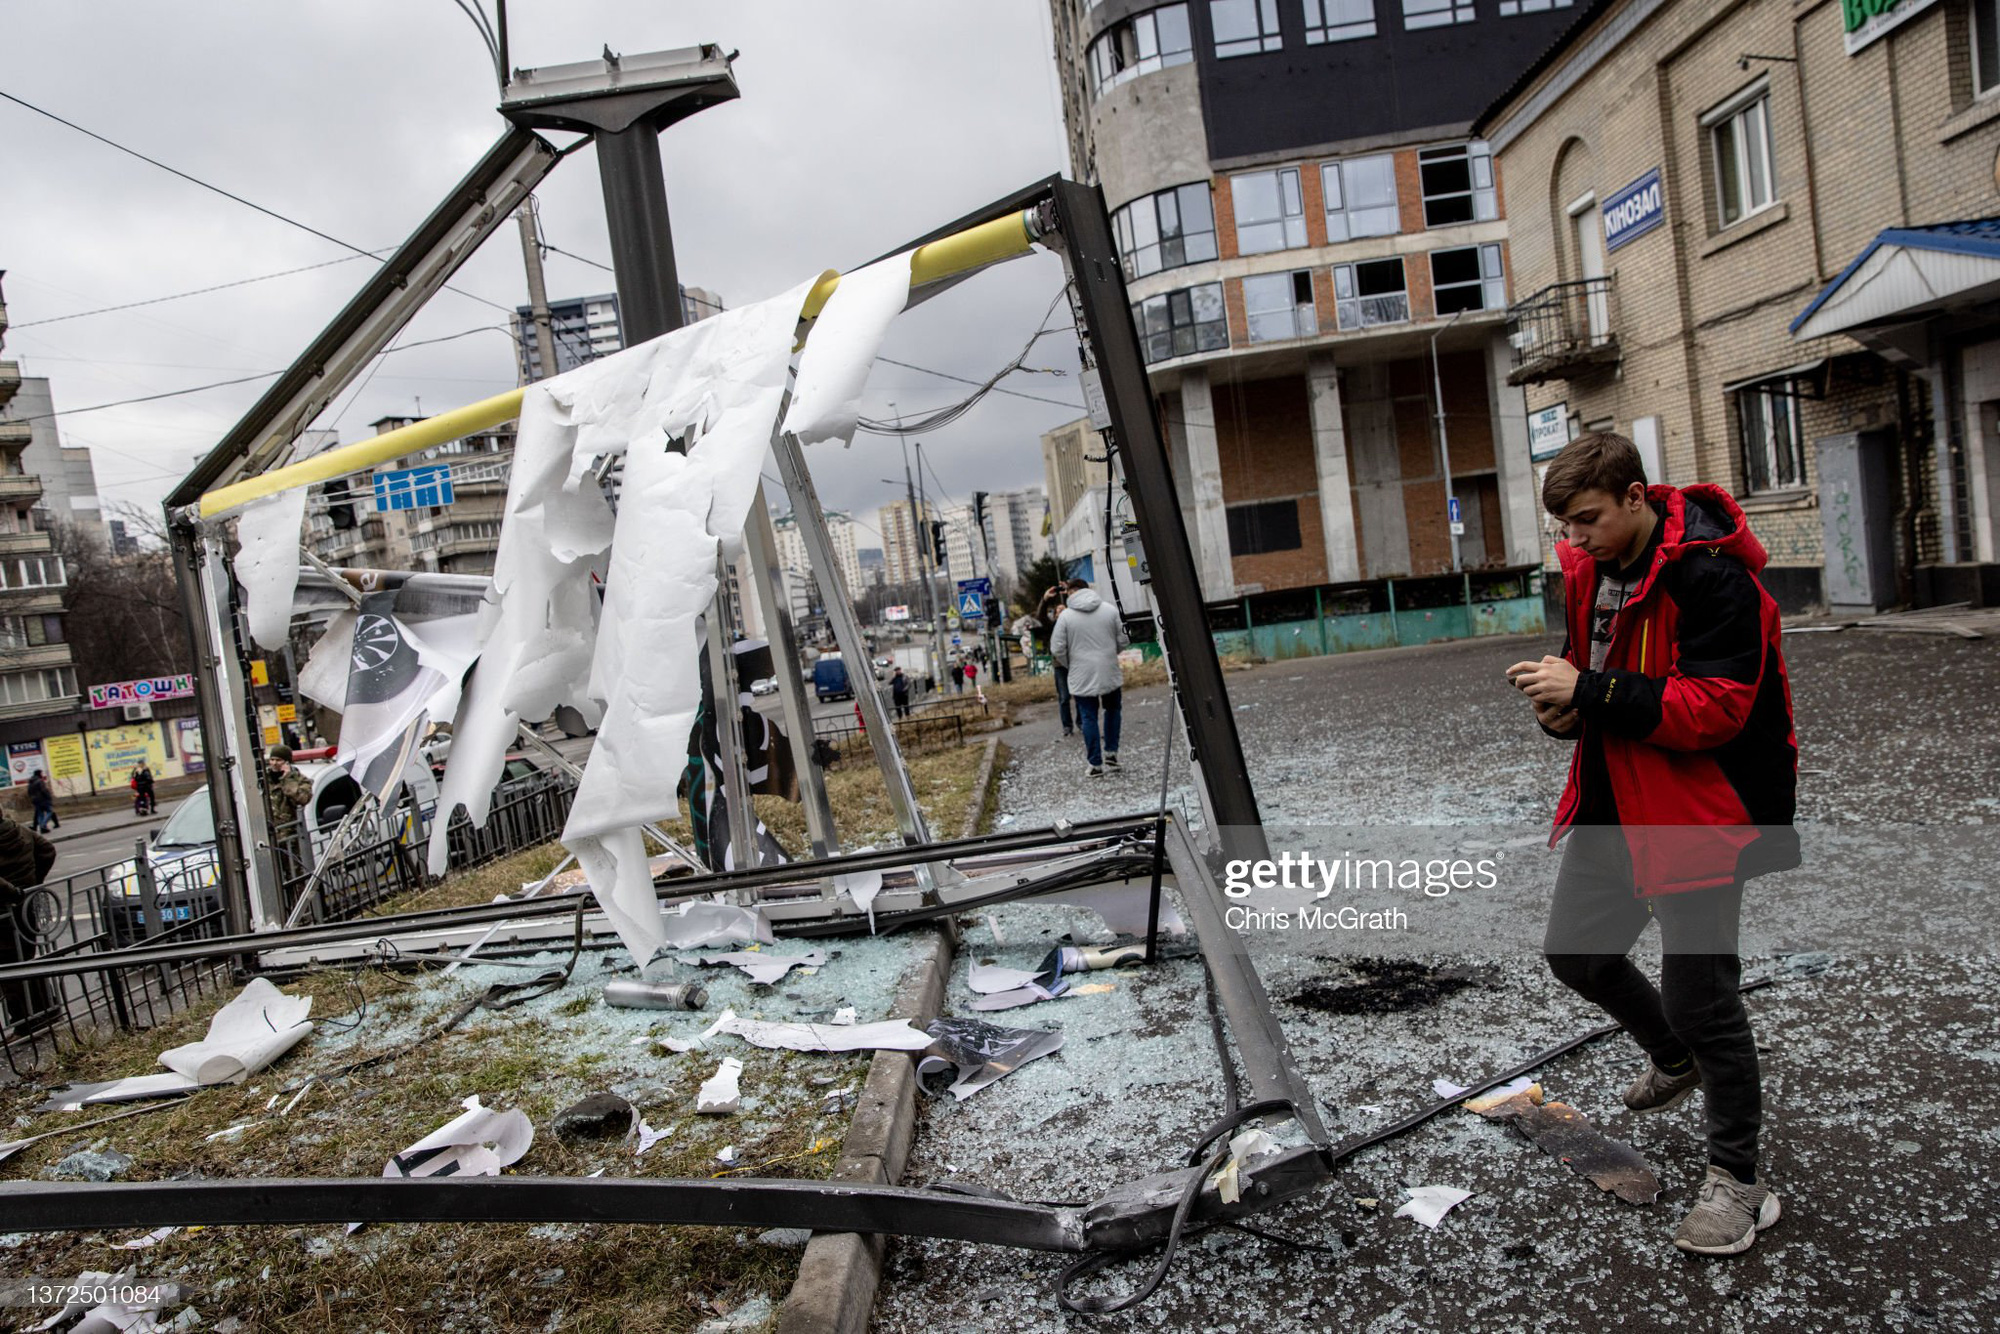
(199, 209, 1036, 520)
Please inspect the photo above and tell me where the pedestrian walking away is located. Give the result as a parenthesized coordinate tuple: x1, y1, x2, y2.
(890, 666, 911, 720)
(1037, 583, 1074, 736)
(1050, 578, 1130, 777)
(26, 770, 58, 833)
(1508, 431, 1799, 1260)
(130, 762, 157, 817)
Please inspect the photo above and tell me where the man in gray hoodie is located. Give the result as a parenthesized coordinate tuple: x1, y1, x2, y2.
(1049, 578, 1130, 776)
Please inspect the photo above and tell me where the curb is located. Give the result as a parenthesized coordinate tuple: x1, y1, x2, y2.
(773, 926, 953, 1334)
(775, 734, 1003, 1334)
(45, 814, 169, 847)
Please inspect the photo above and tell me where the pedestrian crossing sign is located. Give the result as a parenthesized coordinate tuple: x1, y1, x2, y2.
(957, 589, 985, 619)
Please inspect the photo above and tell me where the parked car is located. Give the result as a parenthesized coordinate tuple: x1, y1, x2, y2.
(813, 656, 853, 702)
(102, 755, 442, 946)
(749, 676, 780, 696)
(871, 656, 892, 681)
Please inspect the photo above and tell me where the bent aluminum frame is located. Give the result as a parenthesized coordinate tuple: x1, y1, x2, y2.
(39, 171, 1323, 1269)
(0, 813, 1331, 1258)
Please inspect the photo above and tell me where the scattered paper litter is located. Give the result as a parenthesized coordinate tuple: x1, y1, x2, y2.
(831, 1007, 857, 1026)
(634, 1119, 672, 1157)
(919, 1018, 1064, 1101)
(1394, 1185, 1472, 1229)
(204, 1122, 260, 1143)
(693, 949, 826, 985)
(833, 867, 885, 933)
(967, 984, 1064, 1012)
(111, 1227, 179, 1251)
(715, 1145, 738, 1167)
(1040, 884, 1187, 939)
(1433, 1078, 1469, 1100)
(709, 1014, 931, 1054)
(696, 1058, 744, 1114)
(661, 903, 777, 951)
(967, 963, 1044, 996)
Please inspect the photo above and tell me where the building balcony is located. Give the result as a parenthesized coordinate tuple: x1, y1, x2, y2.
(0, 362, 21, 398)
(0, 473, 44, 502)
(0, 420, 32, 448)
(1506, 277, 1619, 386)
(0, 642, 74, 672)
(0, 530, 54, 556)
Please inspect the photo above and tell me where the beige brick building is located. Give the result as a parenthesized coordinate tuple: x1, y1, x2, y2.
(1479, 0, 2000, 611)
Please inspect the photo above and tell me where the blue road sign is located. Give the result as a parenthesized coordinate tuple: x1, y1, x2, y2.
(1447, 495, 1461, 524)
(957, 577, 992, 597)
(374, 464, 454, 511)
(956, 589, 985, 619)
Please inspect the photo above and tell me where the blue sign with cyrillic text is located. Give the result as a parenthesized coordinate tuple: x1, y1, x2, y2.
(1602, 169, 1665, 253)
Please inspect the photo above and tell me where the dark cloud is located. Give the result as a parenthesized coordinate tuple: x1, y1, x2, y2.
(1, 1, 1085, 534)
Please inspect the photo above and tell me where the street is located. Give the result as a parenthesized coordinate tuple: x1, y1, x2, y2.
(873, 625, 2000, 1333)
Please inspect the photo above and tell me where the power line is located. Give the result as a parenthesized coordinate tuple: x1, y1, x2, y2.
(8, 252, 387, 330)
(0, 87, 519, 317)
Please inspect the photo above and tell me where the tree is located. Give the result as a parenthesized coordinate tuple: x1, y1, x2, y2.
(47, 512, 194, 690)
(1012, 553, 1062, 619)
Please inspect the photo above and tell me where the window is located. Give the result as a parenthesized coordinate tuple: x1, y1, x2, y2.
(1227, 500, 1303, 554)
(1304, 0, 1377, 41)
(1321, 155, 1399, 241)
(1333, 258, 1409, 329)
(1132, 283, 1228, 363)
(1706, 84, 1776, 227)
(1418, 142, 1498, 227)
(1111, 183, 1219, 279)
(1211, 0, 1282, 55)
(1243, 271, 1319, 343)
(1737, 386, 1805, 493)
(0, 555, 65, 591)
(1430, 244, 1506, 314)
(1976, 0, 2000, 96)
(1497, 0, 1573, 15)
(1402, 0, 1474, 28)
(1087, 4, 1194, 98)
(0, 666, 76, 706)
(1232, 168, 1308, 254)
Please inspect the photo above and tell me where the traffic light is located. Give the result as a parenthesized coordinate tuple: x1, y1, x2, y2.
(930, 519, 947, 565)
(972, 491, 988, 536)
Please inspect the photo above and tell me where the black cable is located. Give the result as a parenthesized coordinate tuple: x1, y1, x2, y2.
(10, 252, 386, 329)
(0, 88, 520, 318)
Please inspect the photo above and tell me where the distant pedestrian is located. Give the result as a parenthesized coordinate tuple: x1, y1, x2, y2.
(1050, 579, 1129, 777)
(1036, 584, 1074, 737)
(963, 659, 978, 696)
(891, 667, 911, 719)
(130, 763, 157, 817)
(26, 770, 57, 833)
(950, 661, 964, 694)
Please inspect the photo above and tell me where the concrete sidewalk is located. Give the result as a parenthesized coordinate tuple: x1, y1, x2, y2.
(37, 804, 170, 846)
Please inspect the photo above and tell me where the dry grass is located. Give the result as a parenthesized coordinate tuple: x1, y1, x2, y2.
(0, 736, 1011, 1331)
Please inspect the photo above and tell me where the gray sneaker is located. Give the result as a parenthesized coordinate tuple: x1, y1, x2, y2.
(1086, 765, 1104, 778)
(1624, 1059, 1702, 1113)
(1673, 1165, 1780, 1256)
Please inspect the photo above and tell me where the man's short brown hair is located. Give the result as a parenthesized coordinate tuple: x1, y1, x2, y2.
(1541, 431, 1647, 515)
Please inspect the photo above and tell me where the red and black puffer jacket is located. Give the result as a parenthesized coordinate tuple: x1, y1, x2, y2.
(1551, 483, 1801, 895)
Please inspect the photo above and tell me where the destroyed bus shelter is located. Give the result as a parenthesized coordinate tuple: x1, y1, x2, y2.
(0, 57, 1342, 1303)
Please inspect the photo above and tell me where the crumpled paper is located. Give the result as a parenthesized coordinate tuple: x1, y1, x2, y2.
(39, 979, 313, 1110)
(1394, 1184, 1472, 1229)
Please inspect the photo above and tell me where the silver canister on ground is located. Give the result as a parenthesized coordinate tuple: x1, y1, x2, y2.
(603, 979, 709, 1011)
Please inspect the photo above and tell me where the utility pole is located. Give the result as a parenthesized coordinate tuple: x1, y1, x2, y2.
(902, 439, 947, 687)
(515, 202, 558, 384)
(1430, 309, 1466, 573)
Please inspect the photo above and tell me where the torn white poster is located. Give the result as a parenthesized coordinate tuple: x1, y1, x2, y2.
(696, 1057, 744, 1114)
(694, 949, 826, 986)
(1040, 885, 1187, 939)
(709, 1014, 932, 1054)
(782, 254, 913, 446)
(833, 867, 885, 932)
(336, 592, 447, 803)
(635, 1118, 672, 1156)
(919, 1018, 1065, 1101)
(232, 486, 308, 652)
(384, 1095, 533, 1180)
(967, 964, 1044, 996)
(159, 977, 313, 1084)
(661, 901, 777, 951)
(1394, 1185, 1472, 1229)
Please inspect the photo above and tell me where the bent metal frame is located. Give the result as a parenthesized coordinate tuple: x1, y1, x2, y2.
(0, 51, 1329, 1276)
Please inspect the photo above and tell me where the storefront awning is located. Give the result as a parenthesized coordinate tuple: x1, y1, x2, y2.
(1792, 218, 2000, 342)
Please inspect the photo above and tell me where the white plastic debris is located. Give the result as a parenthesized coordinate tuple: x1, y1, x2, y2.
(659, 902, 777, 952)
(696, 1057, 744, 1115)
(831, 1007, 857, 1026)
(782, 254, 913, 446)
(1394, 1185, 1473, 1229)
(111, 1227, 179, 1251)
(634, 1118, 672, 1157)
(715, 1145, 739, 1167)
(709, 1014, 932, 1054)
(693, 949, 825, 986)
(232, 486, 308, 651)
(382, 1095, 533, 1181)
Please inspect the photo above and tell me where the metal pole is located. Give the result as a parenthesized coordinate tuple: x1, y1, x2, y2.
(593, 124, 684, 344)
(1048, 181, 1267, 859)
(903, 442, 945, 689)
(1431, 309, 1465, 574)
(515, 203, 559, 383)
(704, 564, 759, 873)
(743, 487, 838, 858)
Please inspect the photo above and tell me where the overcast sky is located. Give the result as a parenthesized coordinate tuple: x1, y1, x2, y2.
(0, 2, 1085, 550)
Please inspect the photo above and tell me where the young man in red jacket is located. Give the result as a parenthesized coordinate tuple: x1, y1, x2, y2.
(1509, 432, 1799, 1258)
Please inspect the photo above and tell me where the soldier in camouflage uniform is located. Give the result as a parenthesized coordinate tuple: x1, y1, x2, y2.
(266, 745, 315, 858)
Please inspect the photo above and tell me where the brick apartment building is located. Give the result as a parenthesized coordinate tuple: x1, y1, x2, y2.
(1047, 0, 1577, 642)
(1479, 0, 2000, 611)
